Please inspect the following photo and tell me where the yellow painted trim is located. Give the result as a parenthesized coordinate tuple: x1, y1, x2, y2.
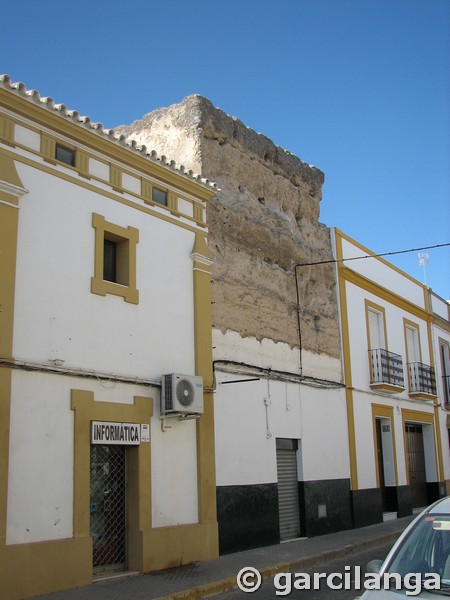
(110, 164, 123, 192)
(0, 146, 208, 237)
(0, 193, 20, 541)
(90, 212, 139, 304)
(0, 114, 15, 146)
(0, 89, 215, 201)
(439, 338, 450, 408)
(70, 386, 218, 581)
(71, 390, 152, 575)
(75, 150, 90, 179)
(6, 126, 209, 215)
(342, 267, 429, 321)
(40, 132, 57, 164)
(192, 233, 212, 261)
(370, 383, 405, 393)
(191, 234, 219, 543)
(194, 202, 205, 223)
(335, 232, 358, 490)
(403, 318, 423, 365)
(427, 319, 444, 480)
(141, 522, 219, 572)
(333, 230, 446, 489)
(365, 300, 388, 348)
(408, 392, 437, 401)
(371, 404, 399, 488)
(142, 179, 152, 203)
(0, 537, 92, 600)
(168, 190, 177, 213)
(335, 228, 427, 291)
(0, 154, 30, 600)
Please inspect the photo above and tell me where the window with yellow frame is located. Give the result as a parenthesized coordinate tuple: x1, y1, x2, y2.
(91, 213, 139, 304)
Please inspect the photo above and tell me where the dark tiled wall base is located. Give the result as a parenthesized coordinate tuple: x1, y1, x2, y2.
(298, 479, 353, 537)
(216, 481, 434, 555)
(352, 488, 383, 528)
(216, 483, 279, 554)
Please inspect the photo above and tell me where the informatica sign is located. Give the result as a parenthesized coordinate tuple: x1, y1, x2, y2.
(91, 421, 141, 446)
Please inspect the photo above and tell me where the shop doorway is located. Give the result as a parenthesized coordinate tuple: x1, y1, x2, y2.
(276, 438, 301, 540)
(90, 445, 127, 576)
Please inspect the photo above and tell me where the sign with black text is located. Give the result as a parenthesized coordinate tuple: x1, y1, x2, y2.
(91, 421, 141, 445)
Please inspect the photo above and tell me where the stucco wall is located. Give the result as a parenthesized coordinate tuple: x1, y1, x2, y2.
(6, 158, 202, 544)
(117, 96, 341, 370)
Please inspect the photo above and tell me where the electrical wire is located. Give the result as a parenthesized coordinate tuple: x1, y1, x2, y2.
(213, 359, 344, 389)
(294, 242, 450, 268)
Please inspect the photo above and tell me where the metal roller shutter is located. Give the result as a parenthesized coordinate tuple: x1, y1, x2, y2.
(276, 445, 300, 540)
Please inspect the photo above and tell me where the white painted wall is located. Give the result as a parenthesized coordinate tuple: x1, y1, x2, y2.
(298, 385, 350, 481)
(344, 280, 432, 395)
(341, 237, 425, 308)
(433, 322, 450, 482)
(7, 371, 74, 544)
(151, 414, 199, 527)
(13, 163, 196, 379)
(212, 329, 342, 383)
(213, 368, 350, 487)
(432, 293, 449, 319)
(7, 155, 203, 543)
(336, 229, 444, 494)
(14, 124, 40, 152)
(380, 418, 396, 487)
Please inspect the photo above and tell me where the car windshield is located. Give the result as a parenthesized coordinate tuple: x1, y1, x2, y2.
(385, 514, 450, 590)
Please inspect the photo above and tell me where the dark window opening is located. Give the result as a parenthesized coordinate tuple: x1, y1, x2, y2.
(55, 144, 76, 167)
(152, 187, 168, 205)
(103, 239, 117, 283)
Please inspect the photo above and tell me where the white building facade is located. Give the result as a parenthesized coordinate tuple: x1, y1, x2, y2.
(0, 76, 218, 600)
(212, 332, 351, 552)
(431, 291, 450, 487)
(115, 95, 354, 552)
(332, 229, 449, 527)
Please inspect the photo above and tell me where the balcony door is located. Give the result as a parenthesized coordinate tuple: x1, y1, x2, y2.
(368, 308, 385, 351)
(405, 325, 420, 365)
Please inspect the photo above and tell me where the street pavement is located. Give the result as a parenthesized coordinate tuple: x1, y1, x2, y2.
(30, 515, 415, 600)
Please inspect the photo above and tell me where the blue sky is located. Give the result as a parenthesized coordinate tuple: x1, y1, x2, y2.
(2, 0, 449, 299)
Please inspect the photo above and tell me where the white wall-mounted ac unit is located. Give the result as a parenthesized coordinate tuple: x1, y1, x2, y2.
(161, 373, 204, 417)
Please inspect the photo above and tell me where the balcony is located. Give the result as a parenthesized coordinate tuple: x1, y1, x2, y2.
(408, 362, 437, 399)
(369, 349, 405, 392)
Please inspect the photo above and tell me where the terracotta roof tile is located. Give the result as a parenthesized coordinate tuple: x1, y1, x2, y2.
(0, 74, 218, 192)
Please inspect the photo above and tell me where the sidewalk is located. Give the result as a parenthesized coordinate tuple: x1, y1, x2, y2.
(31, 515, 414, 600)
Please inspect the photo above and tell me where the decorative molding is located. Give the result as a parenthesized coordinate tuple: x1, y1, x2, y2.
(0, 180, 28, 198)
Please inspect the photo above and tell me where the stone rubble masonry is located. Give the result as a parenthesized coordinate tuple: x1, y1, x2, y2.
(116, 95, 341, 363)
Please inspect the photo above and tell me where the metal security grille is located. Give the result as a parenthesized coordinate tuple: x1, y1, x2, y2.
(276, 440, 300, 541)
(369, 349, 405, 388)
(408, 362, 437, 395)
(405, 424, 428, 508)
(90, 445, 126, 574)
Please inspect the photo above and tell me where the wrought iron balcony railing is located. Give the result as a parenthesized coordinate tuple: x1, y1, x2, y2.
(369, 348, 405, 389)
(408, 362, 437, 396)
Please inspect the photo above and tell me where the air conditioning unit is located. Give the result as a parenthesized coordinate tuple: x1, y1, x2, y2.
(161, 373, 204, 417)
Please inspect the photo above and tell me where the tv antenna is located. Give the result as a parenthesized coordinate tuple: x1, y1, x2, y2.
(418, 252, 429, 286)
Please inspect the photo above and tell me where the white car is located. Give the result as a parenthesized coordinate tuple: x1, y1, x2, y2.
(360, 496, 450, 598)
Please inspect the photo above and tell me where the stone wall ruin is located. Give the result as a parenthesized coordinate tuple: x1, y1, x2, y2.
(116, 96, 341, 370)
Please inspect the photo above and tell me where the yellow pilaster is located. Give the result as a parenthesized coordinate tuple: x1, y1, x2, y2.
(191, 234, 219, 551)
(0, 150, 28, 598)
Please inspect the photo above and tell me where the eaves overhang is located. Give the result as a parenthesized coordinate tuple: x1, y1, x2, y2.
(0, 74, 218, 201)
